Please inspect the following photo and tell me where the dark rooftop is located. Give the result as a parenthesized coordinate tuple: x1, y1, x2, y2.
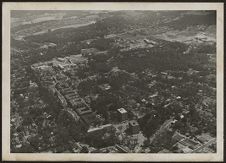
(80, 112, 98, 126)
(76, 107, 92, 115)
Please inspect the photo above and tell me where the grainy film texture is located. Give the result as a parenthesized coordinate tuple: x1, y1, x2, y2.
(10, 10, 216, 153)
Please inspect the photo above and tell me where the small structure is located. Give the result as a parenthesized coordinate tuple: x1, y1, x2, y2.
(129, 120, 140, 134)
(196, 133, 213, 144)
(81, 48, 98, 57)
(40, 43, 57, 50)
(117, 108, 128, 121)
(115, 144, 129, 153)
(144, 39, 156, 45)
(98, 83, 111, 91)
(57, 57, 65, 62)
(40, 45, 48, 50)
(92, 51, 109, 62)
(171, 131, 186, 144)
(48, 42, 57, 48)
(76, 107, 92, 116)
(158, 149, 171, 153)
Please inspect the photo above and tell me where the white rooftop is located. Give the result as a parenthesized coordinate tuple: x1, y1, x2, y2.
(117, 108, 127, 114)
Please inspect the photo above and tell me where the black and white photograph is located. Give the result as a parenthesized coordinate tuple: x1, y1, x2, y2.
(2, 2, 224, 162)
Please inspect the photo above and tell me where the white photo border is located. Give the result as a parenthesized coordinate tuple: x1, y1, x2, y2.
(2, 2, 224, 161)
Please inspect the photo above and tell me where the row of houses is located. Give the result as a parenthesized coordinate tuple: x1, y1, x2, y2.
(56, 82, 100, 130)
(31, 58, 98, 132)
(158, 131, 215, 153)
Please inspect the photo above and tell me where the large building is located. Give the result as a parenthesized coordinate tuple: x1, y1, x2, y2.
(117, 108, 128, 122)
(171, 133, 201, 153)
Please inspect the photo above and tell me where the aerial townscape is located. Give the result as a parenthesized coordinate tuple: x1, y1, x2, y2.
(11, 10, 216, 153)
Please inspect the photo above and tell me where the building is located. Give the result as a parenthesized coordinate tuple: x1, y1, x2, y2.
(129, 120, 140, 134)
(158, 149, 171, 153)
(80, 112, 98, 127)
(196, 133, 213, 144)
(69, 55, 87, 65)
(76, 107, 92, 116)
(172, 136, 201, 153)
(40, 43, 57, 50)
(171, 131, 186, 144)
(92, 51, 109, 62)
(65, 94, 80, 101)
(143, 39, 156, 45)
(117, 108, 128, 121)
(98, 83, 111, 91)
(60, 88, 77, 95)
(69, 100, 84, 110)
(179, 138, 200, 150)
(115, 144, 129, 153)
(81, 48, 99, 57)
(91, 145, 120, 153)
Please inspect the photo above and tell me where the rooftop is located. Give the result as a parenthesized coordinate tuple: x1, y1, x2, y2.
(158, 149, 171, 153)
(76, 107, 92, 115)
(98, 83, 111, 91)
(196, 133, 213, 143)
(172, 132, 186, 143)
(117, 108, 127, 114)
(80, 112, 98, 126)
(68, 99, 84, 108)
(64, 93, 80, 100)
